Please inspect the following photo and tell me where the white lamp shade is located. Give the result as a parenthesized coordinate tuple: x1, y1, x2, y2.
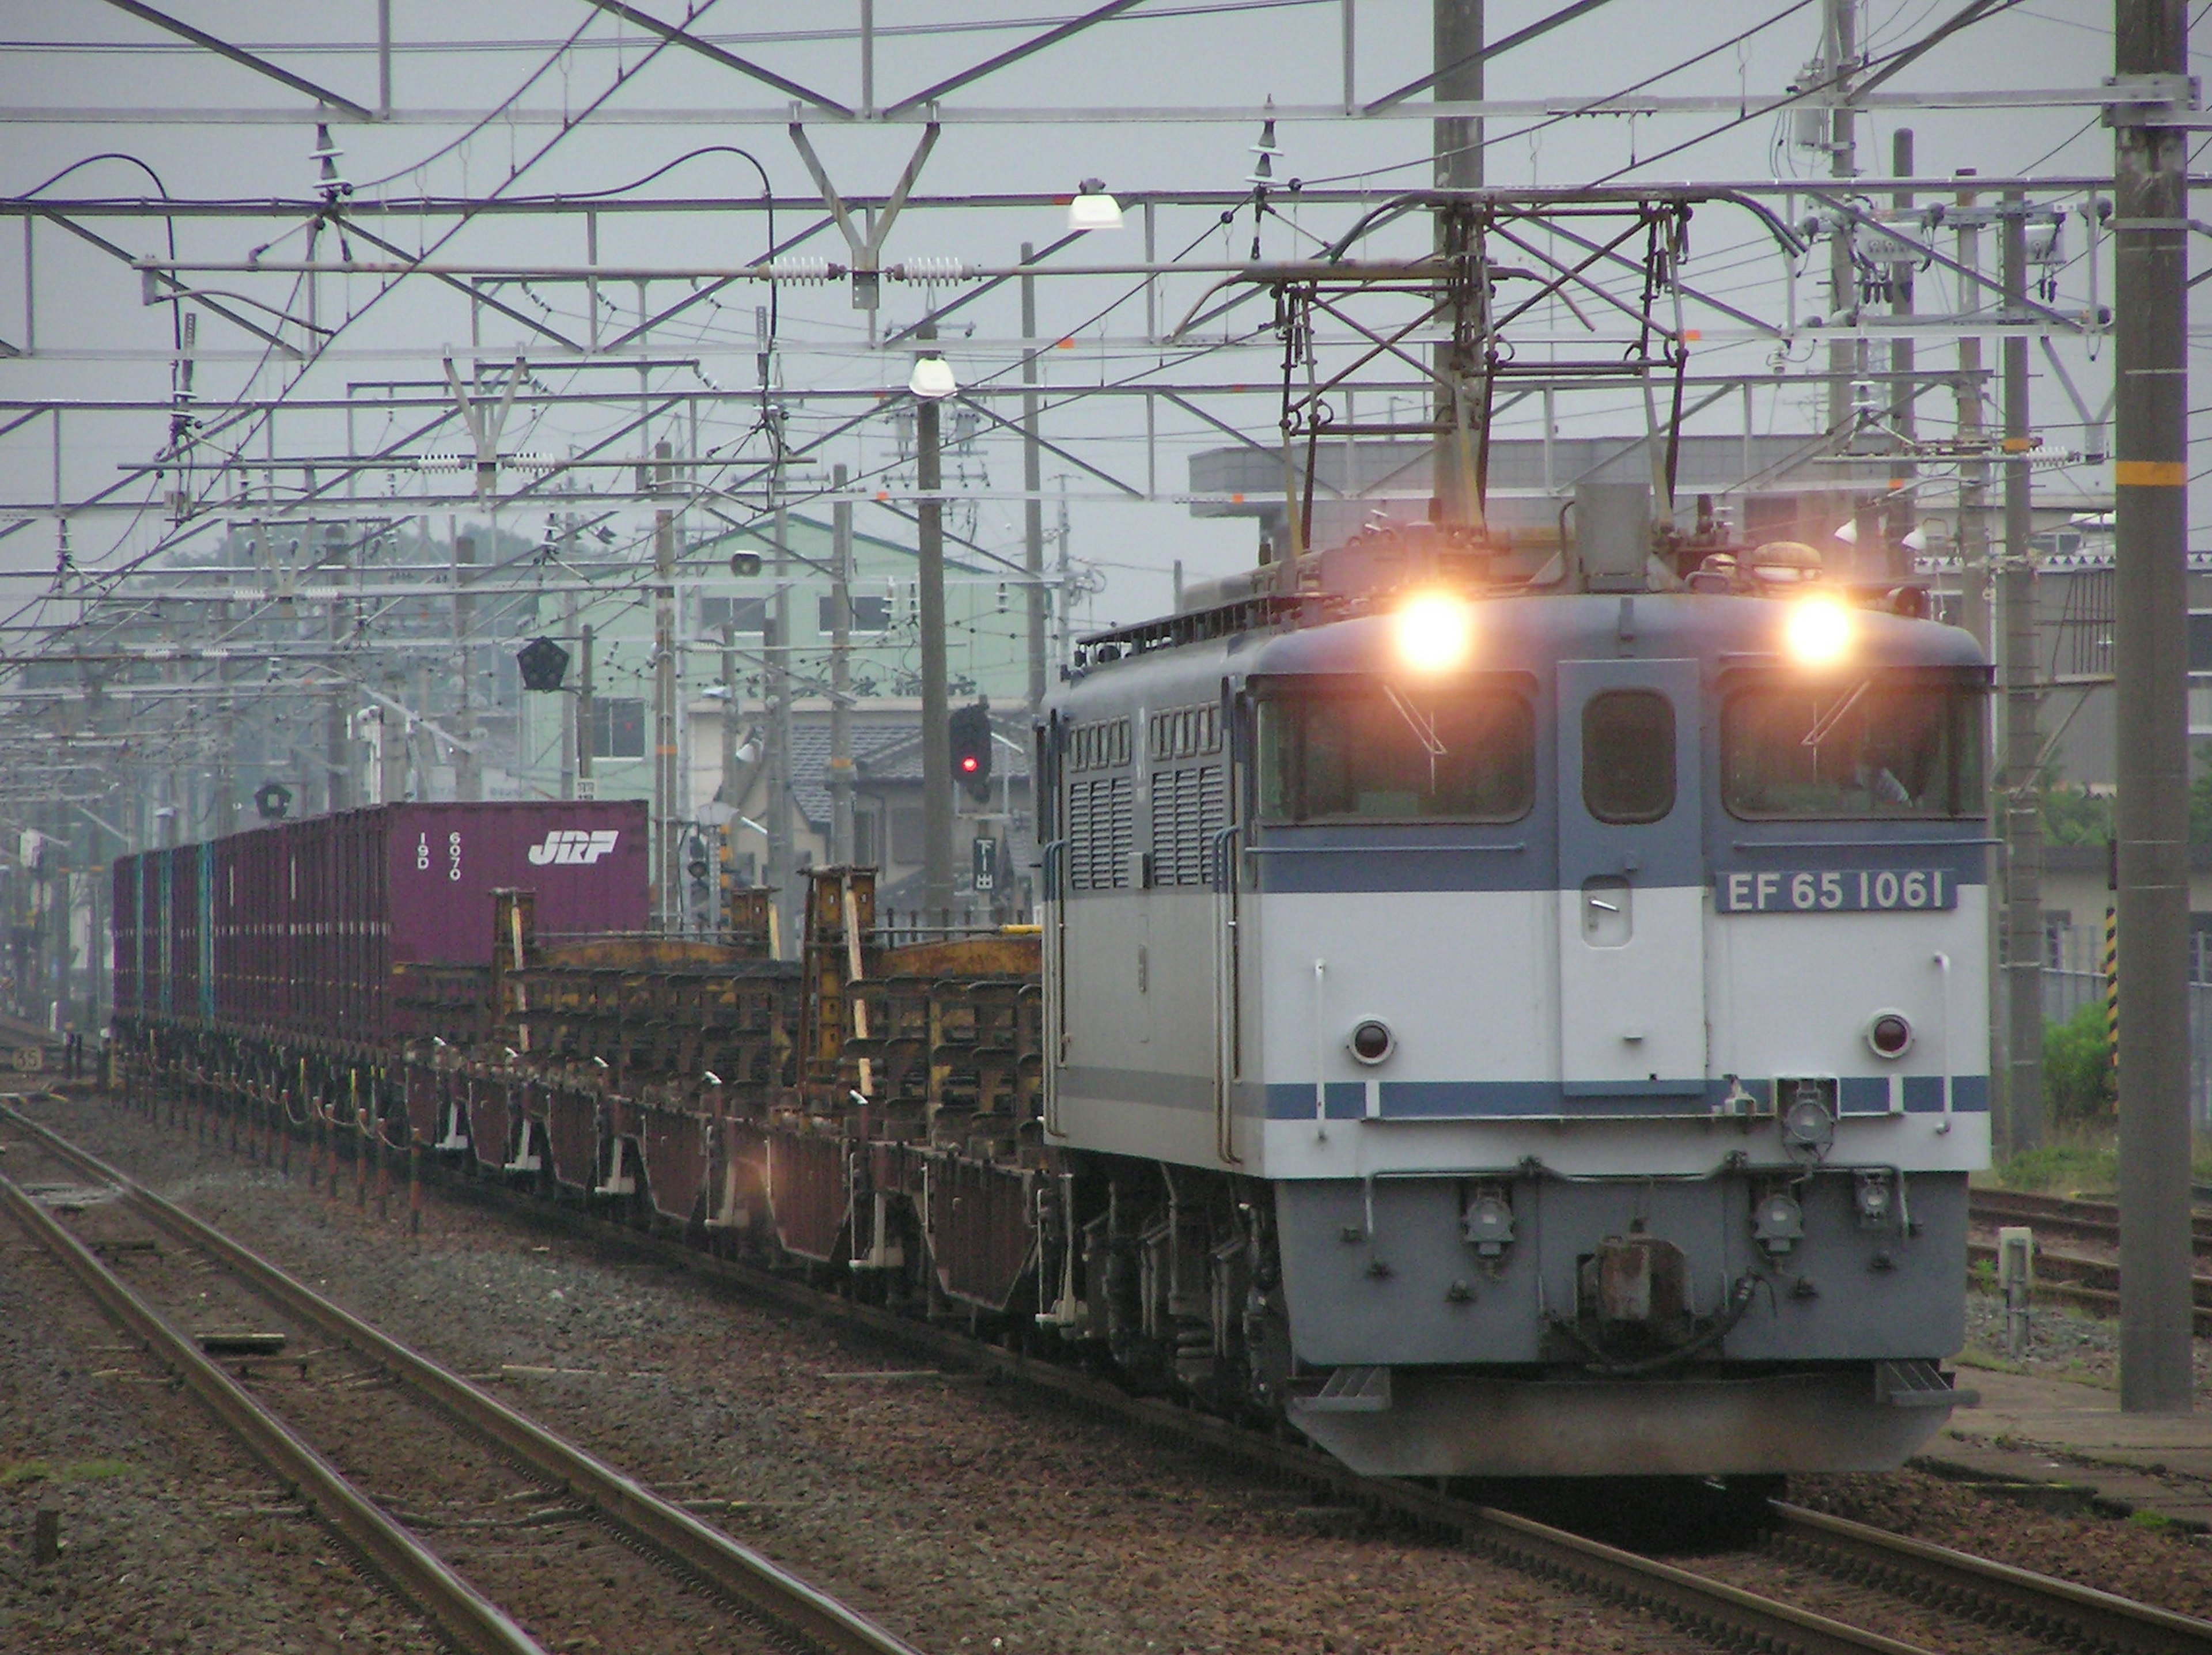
(1067, 190, 1124, 232)
(1832, 518, 1859, 545)
(1902, 526, 1928, 552)
(908, 354, 958, 400)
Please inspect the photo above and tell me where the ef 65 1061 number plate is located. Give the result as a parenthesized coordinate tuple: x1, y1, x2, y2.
(1716, 868, 1956, 913)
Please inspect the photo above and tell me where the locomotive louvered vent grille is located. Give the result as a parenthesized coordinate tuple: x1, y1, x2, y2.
(1150, 766, 1225, 886)
(1069, 775, 1134, 890)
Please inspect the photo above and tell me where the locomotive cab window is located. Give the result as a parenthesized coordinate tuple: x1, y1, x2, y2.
(1256, 680, 1533, 824)
(1582, 690, 1676, 824)
(1723, 676, 1984, 819)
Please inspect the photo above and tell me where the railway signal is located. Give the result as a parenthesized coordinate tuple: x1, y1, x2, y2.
(516, 637, 570, 692)
(948, 702, 993, 802)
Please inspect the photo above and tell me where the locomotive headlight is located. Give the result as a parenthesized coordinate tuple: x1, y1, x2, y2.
(1392, 590, 1473, 674)
(1783, 593, 1854, 668)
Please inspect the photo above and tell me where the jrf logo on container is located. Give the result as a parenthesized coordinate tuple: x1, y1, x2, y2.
(528, 829, 622, 866)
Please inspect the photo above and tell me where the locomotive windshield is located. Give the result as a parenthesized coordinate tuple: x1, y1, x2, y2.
(1256, 681, 1535, 823)
(1722, 677, 1983, 820)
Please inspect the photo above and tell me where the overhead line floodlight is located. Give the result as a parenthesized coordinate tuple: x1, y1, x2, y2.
(909, 353, 959, 400)
(1066, 178, 1123, 233)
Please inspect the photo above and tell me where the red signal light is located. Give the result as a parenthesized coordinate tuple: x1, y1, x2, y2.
(960, 756, 979, 771)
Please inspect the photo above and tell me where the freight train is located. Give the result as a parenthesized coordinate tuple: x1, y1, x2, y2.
(109, 518, 1988, 1483)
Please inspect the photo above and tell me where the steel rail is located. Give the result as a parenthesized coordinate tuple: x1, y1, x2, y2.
(0, 1105, 923, 1655)
(56, 1088, 2212, 1655)
(1770, 1502, 2212, 1655)
(1964, 1239, 2212, 1334)
(1971, 1186, 2212, 1252)
(41, 1099, 1936, 1655)
(0, 1169, 548, 1655)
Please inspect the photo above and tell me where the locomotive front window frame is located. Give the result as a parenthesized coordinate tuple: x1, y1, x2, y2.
(1252, 674, 1536, 826)
(1720, 669, 1986, 822)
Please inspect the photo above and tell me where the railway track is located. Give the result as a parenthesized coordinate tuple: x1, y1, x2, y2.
(25, 1092, 2211, 1655)
(0, 1101, 922, 1655)
(1966, 1187, 2212, 1334)
(1969, 1187, 2212, 1254)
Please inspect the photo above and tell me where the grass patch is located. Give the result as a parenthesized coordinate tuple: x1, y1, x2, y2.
(0, 1457, 133, 1486)
(2131, 1509, 2175, 1531)
(63, 1457, 133, 1481)
(1997, 1131, 2118, 1194)
(1995, 1124, 2212, 1192)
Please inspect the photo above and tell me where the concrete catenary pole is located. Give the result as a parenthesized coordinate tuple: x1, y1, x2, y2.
(916, 320, 954, 915)
(653, 509, 679, 929)
(1885, 130, 1917, 580)
(1021, 244, 1048, 711)
(830, 462, 856, 867)
(1954, 171, 2006, 1127)
(768, 498, 796, 950)
(2113, 0, 2193, 1415)
(575, 623, 594, 800)
(1823, 0, 1862, 443)
(453, 528, 480, 801)
(2001, 190, 2044, 1157)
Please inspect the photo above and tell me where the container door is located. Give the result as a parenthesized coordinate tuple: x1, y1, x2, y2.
(1555, 658, 1707, 1100)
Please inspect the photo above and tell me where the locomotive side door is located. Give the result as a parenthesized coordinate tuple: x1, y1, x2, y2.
(1554, 657, 1709, 1100)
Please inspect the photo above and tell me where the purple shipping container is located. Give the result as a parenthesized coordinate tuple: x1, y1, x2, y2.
(120, 800, 650, 1043)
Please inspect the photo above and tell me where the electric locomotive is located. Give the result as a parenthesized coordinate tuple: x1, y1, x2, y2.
(1035, 512, 1988, 1478)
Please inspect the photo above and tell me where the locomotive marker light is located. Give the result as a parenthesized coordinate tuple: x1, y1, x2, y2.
(1865, 1010, 1914, 1058)
(1347, 1018, 1394, 1064)
(1391, 590, 1474, 673)
(1782, 593, 1855, 668)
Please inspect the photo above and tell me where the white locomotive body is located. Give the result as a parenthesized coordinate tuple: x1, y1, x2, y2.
(1039, 569, 1989, 1478)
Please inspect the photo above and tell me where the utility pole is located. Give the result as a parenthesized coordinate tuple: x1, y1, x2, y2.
(767, 500, 796, 951)
(558, 521, 577, 800)
(1885, 130, 1918, 580)
(1431, 0, 1482, 532)
(2000, 189, 2044, 1158)
(718, 618, 738, 828)
(653, 509, 679, 930)
(575, 624, 594, 800)
(1955, 170, 2005, 1130)
(916, 320, 953, 915)
(830, 461, 856, 866)
(1824, 0, 1862, 445)
(1020, 244, 1047, 711)
(453, 528, 480, 801)
(325, 544, 349, 815)
(2113, 0, 2192, 1415)
(380, 671, 408, 804)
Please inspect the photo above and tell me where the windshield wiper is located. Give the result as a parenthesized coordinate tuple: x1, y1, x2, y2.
(1802, 678, 1871, 748)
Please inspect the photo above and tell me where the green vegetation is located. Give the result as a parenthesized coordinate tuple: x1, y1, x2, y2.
(0, 1457, 132, 1486)
(2041, 783, 2113, 848)
(1998, 1131, 2118, 1194)
(2045, 1001, 2117, 1124)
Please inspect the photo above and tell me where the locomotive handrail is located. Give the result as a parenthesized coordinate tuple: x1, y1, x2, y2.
(1728, 837, 2002, 850)
(1243, 840, 1526, 854)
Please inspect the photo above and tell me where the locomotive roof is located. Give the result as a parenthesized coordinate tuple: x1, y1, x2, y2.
(1049, 591, 1986, 717)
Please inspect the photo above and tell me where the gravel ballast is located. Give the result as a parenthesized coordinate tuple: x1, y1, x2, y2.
(24, 1089, 2212, 1652)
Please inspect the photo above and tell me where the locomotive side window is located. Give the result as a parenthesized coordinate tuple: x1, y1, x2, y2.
(1724, 680, 1982, 819)
(1255, 684, 1533, 824)
(1582, 690, 1676, 824)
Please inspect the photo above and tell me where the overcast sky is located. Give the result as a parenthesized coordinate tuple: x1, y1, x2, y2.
(0, 2, 2166, 634)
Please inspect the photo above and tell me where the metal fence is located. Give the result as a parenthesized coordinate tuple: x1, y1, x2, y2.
(2042, 923, 2212, 1126)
